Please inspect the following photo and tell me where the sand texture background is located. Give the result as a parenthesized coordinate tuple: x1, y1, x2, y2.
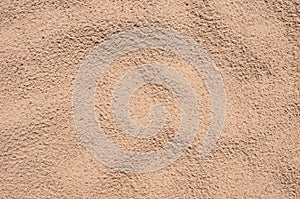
(1, 0, 299, 198)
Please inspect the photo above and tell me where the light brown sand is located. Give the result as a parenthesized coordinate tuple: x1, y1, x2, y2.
(0, 0, 299, 198)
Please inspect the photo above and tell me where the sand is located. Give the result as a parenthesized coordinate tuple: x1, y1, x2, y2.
(0, 0, 299, 198)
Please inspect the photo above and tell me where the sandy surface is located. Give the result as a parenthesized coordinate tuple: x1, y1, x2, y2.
(1, 0, 299, 198)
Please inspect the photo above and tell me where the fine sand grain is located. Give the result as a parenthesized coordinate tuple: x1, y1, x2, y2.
(1, 0, 299, 198)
